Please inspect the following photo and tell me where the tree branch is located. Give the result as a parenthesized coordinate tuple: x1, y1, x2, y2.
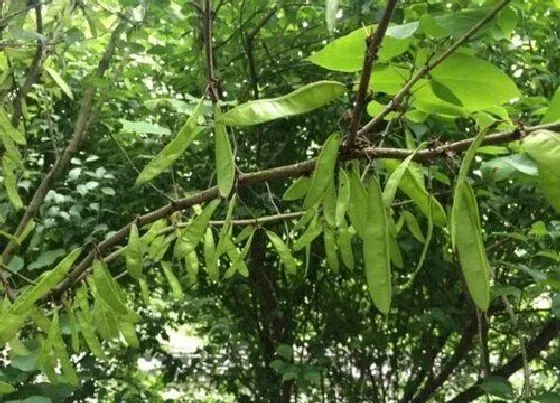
(2, 22, 129, 264)
(348, 0, 398, 147)
(358, 0, 512, 136)
(52, 120, 560, 296)
(447, 319, 560, 403)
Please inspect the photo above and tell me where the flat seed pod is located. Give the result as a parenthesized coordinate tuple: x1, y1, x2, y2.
(293, 216, 323, 251)
(214, 104, 235, 197)
(219, 81, 346, 127)
(266, 230, 298, 275)
(335, 169, 350, 227)
(174, 199, 221, 258)
(76, 310, 107, 360)
(204, 228, 219, 282)
(162, 261, 184, 299)
(362, 176, 391, 314)
(135, 97, 204, 186)
(323, 177, 337, 227)
(303, 133, 341, 209)
(92, 259, 128, 315)
(338, 220, 354, 270)
(347, 167, 368, 237)
(125, 222, 143, 279)
(323, 226, 339, 272)
(283, 177, 311, 201)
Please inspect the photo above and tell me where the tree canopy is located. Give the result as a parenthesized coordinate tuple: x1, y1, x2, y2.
(0, 0, 559, 402)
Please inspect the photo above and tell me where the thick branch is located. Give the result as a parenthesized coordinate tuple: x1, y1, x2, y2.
(447, 319, 560, 403)
(358, 0, 511, 136)
(52, 121, 560, 295)
(2, 23, 128, 264)
(348, 0, 398, 146)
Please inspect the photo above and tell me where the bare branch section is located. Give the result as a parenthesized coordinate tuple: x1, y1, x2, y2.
(2, 23, 129, 264)
(348, 0, 398, 147)
(358, 0, 512, 136)
(447, 319, 560, 403)
(53, 121, 560, 296)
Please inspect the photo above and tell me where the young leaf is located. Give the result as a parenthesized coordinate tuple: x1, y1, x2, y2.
(214, 104, 235, 197)
(135, 97, 204, 186)
(162, 261, 184, 299)
(363, 176, 391, 314)
(125, 222, 143, 279)
(303, 133, 341, 209)
(266, 231, 298, 275)
(219, 81, 346, 127)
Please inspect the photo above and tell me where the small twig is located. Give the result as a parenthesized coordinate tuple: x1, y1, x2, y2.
(358, 0, 512, 136)
(347, 0, 399, 147)
(0, 262, 37, 285)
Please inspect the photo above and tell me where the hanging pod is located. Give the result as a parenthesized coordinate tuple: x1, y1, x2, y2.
(125, 222, 144, 279)
(303, 133, 341, 209)
(266, 230, 298, 275)
(362, 176, 391, 314)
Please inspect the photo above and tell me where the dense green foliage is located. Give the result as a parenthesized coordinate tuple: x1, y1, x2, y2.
(0, 0, 559, 402)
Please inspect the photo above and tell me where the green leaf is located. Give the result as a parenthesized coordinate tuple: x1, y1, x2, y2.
(214, 104, 235, 197)
(363, 176, 391, 314)
(0, 381, 15, 394)
(480, 154, 538, 183)
(28, 249, 67, 271)
(219, 81, 346, 127)
(267, 231, 298, 275)
(479, 376, 514, 399)
(119, 119, 171, 136)
(283, 177, 311, 201)
(522, 130, 560, 212)
(125, 222, 143, 279)
(369, 64, 409, 95)
(431, 53, 521, 111)
(307, 26, 412, 72)
(161, 261, 183, 299)
(542, 86, 560, 124)
(303, 133, 341, 209)
(275, 344, 293, 361)
(45, 67, 73, 99)
(412, 80, 467, 118)
(135, 97, 204, 186)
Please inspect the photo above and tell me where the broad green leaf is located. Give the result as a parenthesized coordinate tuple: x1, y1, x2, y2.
(542, 86, 560, 124)
(125, 222, 143, 279)
(369, 64, 409, 95)
(219, 81, 346, 127)
(383, 159, 446, 227)
(135, 98, 204, 186)
(480, 154, 538, 183)
(214, 104, 235, 197)
(307, 26, 412, 72)
(45, 67, 73, 99)
(412, 80, 468, 118)
(0, 108, 25, 145)
(363, 176, 391, 314)
(431, 54, 520, 111)
(522, 130, 560, 212)
(161, 261, 183, 299)
(283, 177, 311, 201)
(303, 133, 341, 209)
(3, 156, 23, 210)
(266, 231, 298, 275)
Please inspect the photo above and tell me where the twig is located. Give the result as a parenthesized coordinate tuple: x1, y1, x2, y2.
(347, 0, 398, 147)
(51, 120, 560, 295)
(0, 263, 36, 285)
(358, 0, 512, 136)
